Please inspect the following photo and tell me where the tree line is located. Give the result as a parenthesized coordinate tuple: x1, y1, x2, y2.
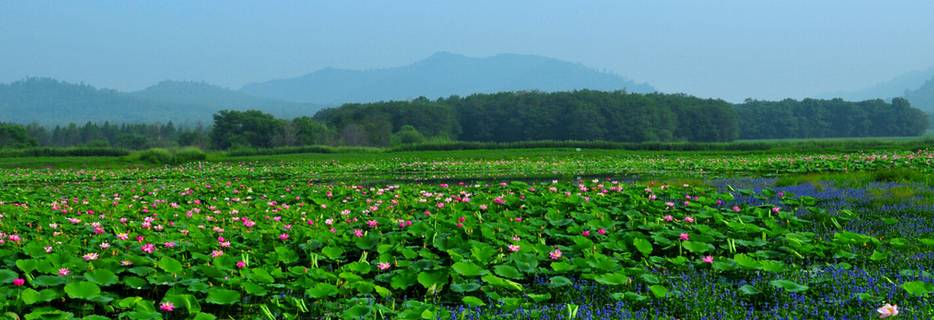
(0, 122, 210, 150)
(0, 91, 928, 149)
(735, 97, 929, 139)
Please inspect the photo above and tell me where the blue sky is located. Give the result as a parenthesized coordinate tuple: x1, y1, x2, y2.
(1, 0, 933, 101)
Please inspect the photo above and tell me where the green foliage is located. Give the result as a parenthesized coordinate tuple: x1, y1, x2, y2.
(0, 147, 932, 317)
(450, 91, 737, 142)
(131, 147, 207, 165)
(0, 146, 130, 158)
(735, 97, 929, 139)
(0, 123, 38, 148)
(174, 147, 208, 163)
(136, 148, 173, 164)
(392, 125, 427, 145)
(315, 98, 460, 146)
(211, 109, 286, 149)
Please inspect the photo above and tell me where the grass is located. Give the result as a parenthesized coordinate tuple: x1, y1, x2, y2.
(0, 134, 932, 170)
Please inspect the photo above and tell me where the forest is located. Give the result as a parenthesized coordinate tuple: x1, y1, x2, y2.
(0, 90, 928, 149)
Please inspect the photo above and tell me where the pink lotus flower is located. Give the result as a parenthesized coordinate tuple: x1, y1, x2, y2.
(732, 205, 741, 213)
(493, 197, 505, 205)
(44, 246, 53, 253)
(679, 233, 690, 241)
(703, 255, 714, 264)
(160, 301, 175, 312)
(58, 268, 70, 276)
(82, 253, 99, 261)
(665, 202, 675, 208)
(508, 245, 521, 253)
(597, 228, 607, 235)
(549, 248, 562, 260)
(279, 233, 289, 241)
(236, 260, 246, 269)
(877, 303, 898, 318)
(512, 235, 520, 242)
(8, 234, 21, 243)
(117, 233, 129, 240)
(581, 230, 590, 237)
(12, 278, 25, 286)
(366, 220, 378, 228)
(663, 215, 674, 222)
(479, 204, 488, 211)
(684, 216, 695, 223)
(353, 229, 364, 237)
(771, 207, 781, 214)
(163, 242, 176, 248)
(648, 194, 657, 201)
(377, 262, 391, 271)
(141, 243, 155, 254)
(211, 250, 224, 258)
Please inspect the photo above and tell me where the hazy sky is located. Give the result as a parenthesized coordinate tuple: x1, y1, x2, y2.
(2, 0, 933, 101)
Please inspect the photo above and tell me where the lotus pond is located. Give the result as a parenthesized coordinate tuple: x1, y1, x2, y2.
(0, 149, 931, 319)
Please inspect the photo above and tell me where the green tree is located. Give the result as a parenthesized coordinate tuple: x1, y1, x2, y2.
(393, 125, 426, 145)
(0, 123, 37, 148)
(211, 110, 285, 149)
(292, 116, 334, 145)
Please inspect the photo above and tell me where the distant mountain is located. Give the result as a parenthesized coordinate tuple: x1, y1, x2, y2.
(241, 52, 655, 104)
(905, 77, 934, 114)
(820, 67, 934, 101)
(0, 78, 325, 125)
(130, 80, 325, 119)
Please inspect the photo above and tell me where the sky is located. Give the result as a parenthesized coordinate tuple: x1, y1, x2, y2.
(1, 0, 933, 101)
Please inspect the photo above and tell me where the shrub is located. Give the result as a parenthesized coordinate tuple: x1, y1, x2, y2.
(174, 147, 207, 163)
(136, 148, 174, 165)
(133, 147, 208, 165)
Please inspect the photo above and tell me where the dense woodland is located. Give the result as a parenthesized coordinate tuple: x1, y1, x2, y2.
(735, 97, 929, 139)
(0, 91, 929, 149)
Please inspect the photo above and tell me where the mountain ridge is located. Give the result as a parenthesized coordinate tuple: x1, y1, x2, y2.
(0, 78, 325, 125)
(240, 52, 655, 104)
(820, 67, 934, 101)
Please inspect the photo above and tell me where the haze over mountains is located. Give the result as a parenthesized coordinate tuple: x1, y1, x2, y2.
(905, 78, 934, 114)
(817, 67, 934, 115)
(0, 52, 654, 125)
(820, 67, 934, 102)
(0, 79, 322, 125)
(241, 52, 654, 104)
(0, 51, 932, 126)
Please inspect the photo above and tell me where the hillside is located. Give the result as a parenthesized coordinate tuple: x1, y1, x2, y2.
(130, 81, 325, 119)
(820, 67, 934, 101)
(241, 52, 654, 104)
(0, 78, 325, 125)
(0, 78, 196, 125)
(905, 77, 934, 113)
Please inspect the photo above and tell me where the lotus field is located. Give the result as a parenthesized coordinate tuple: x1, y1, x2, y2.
(0, 149, 932, 319)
